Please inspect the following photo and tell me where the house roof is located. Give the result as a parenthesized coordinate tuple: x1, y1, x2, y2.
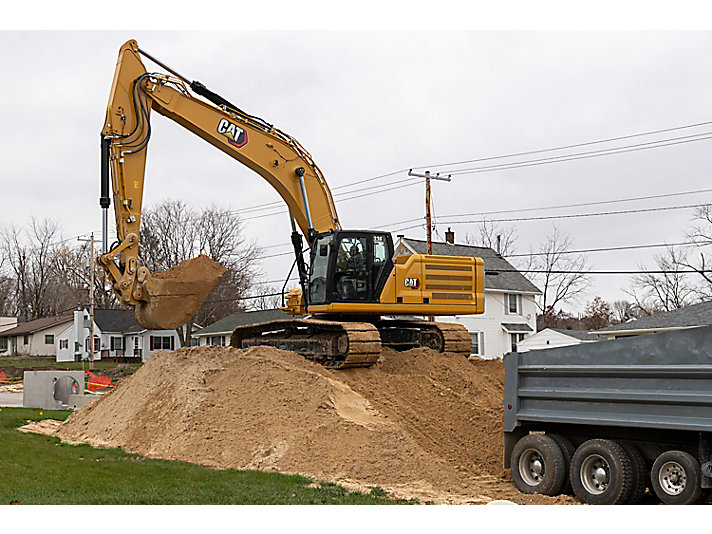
(402, 238, 541, 294)
(194, 308, 304, 336)
(595, 300, 712, 334)
(93, 309, 145, 334)
(502, 323, 534, 333)
(551, 328, 600, 341)
(0, 314, 73, 336)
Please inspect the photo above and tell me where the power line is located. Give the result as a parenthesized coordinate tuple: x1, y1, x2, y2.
(411, 120, 712, 173)
(204, 291, 286, 304)
(504, 240, 712, 258)
(161, 119, 712, 221)
(257, 187, 712, 252)
(375, 187, 712, 230)
(392, 203, 710, 232)
(489, 269, 712, 275)
(238, 119, 712, 218)
(444, 132, 712, 176)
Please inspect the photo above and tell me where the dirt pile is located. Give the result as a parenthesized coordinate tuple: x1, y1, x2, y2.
(52, 345, 571, 504)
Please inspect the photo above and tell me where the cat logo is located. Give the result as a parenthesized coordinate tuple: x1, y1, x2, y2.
(404, 277, 420, 289)
(217, 118, 248, 148)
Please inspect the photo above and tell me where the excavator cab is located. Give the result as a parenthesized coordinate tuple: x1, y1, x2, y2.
(308, 230, 394, 306)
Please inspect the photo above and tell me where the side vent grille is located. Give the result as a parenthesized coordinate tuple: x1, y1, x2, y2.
(425, 263, 475, 303)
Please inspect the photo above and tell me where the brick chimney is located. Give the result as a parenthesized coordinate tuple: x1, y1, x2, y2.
(445, 227, 455, 244)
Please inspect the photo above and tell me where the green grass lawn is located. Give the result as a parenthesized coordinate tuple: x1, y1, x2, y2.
(0, 407, 416, 505)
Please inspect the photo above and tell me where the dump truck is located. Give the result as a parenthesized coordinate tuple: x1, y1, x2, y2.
(503, 325, 712, 505)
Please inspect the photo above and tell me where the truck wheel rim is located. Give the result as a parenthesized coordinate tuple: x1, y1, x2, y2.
(658, 461, 687, 496)
(519, 448, 545, 486)
(580, 454, 609, 495)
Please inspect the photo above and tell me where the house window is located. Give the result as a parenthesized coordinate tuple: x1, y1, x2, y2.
(59, 339, 69, 350)
(511, 333, 526, 353)
(150, 336, 174, 351)
(134, 337, 140, 349)
(45, 334, 54, 345)
(507, 293, 519, 313)
(209, 336, 226, 347)
(23, 335, 29, 345)
(0, 337, 7, 351)
(469, 332, 484, 356)
(110, 337, 124, 351)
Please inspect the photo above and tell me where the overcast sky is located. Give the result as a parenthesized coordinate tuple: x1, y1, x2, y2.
(2, 26, 712, 313)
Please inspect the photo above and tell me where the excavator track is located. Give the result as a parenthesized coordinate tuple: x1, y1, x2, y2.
(231, 317, 472, 369)
(375, 319, 473, 357)
(230, 319, 381, 369)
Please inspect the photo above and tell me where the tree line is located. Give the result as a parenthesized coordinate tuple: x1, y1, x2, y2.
(0, 200, 266, 345)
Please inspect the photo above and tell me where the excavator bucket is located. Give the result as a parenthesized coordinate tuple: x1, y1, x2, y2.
(134, 255, 227, 330)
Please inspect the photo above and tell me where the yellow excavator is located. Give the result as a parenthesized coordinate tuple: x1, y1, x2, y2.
(99, 40, 485, 368)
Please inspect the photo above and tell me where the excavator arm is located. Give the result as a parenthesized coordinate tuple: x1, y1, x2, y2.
(99, 39, 340, 329)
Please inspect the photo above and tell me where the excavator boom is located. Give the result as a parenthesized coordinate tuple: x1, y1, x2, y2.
(100, 40, 340, 329)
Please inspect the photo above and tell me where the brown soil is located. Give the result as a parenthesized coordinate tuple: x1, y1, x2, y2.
(134, 255, 226, 330)
(36, 345, 576, 505)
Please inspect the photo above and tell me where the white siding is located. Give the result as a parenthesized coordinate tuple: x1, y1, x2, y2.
(12, 321, 72, 357)
(517, 328, 590, 352)
(438, 290, 538, 359)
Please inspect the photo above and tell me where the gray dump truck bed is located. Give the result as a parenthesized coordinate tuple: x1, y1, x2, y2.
(504, 325, 712, 435)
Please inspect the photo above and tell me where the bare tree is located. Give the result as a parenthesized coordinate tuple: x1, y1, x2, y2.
(463, 217, 518, 257)
(0, 247, 13, 315)
(625, 245, 697, 314)
(52, 242, 119, 311)
(611, 299, 636, 324)
(1, 219, 66, 319)
(248, 284, 286, 311)
(139, 200, 262, 346)
(526, 225, 591, 316)
(681, 204, 712, 299)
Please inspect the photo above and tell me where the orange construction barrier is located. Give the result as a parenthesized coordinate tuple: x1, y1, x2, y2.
(85, 371, 115, 391)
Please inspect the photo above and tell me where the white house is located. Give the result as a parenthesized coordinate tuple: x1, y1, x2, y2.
(0, 314, 73, 357)
(399, 236, 542, 359)
(517, 328, 600, 352)
(193, 309, 301, 347)
(56, 308, 180, 363)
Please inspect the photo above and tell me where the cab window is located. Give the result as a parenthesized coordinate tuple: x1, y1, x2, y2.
(309, 234, 332, 304)
(334, 236, 369, 301)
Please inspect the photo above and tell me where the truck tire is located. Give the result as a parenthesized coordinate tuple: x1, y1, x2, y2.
(650, 450, 703, 505)
(511, 434, 567, 496)
(616, 441, 648, 504)
(549, 434, 575, 495)
(570, 439, 633, 505)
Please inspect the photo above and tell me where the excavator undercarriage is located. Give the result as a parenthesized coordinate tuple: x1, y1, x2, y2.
(231, 318, 472, 369)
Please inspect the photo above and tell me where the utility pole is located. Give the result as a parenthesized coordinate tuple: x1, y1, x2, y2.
(78, 233, 96, 370)
(407, 170, 451, 254)
(407, 170, 451, 321)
